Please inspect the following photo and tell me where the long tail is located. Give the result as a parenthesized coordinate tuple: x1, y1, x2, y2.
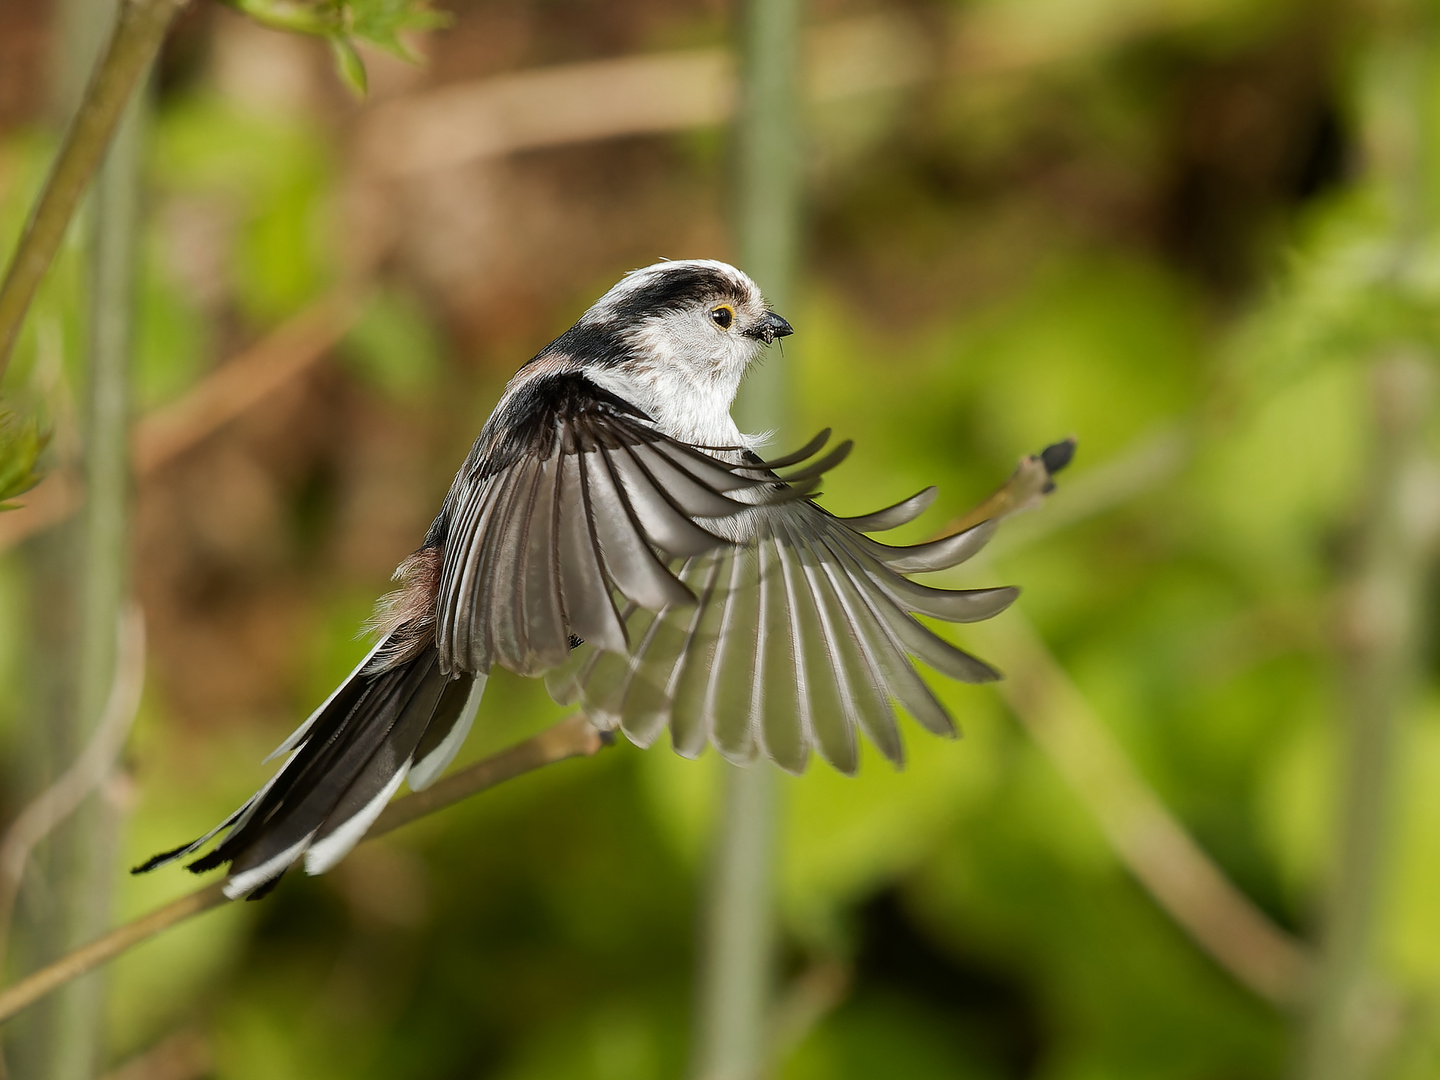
(134, 635, 486, 899)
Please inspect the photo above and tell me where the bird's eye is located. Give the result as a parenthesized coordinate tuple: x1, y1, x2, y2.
(710, 305, 735, 330)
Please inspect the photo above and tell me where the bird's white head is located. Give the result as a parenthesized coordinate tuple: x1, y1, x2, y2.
(574, 259, 793, 444)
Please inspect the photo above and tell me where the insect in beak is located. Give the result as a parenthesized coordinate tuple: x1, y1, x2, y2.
(746, 311, 794, 344)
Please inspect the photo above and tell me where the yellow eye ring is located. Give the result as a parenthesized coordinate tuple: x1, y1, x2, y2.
(710, 304, 735, 330)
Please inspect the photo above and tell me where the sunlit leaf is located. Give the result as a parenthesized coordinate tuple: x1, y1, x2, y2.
(329, 35, 368, 97)
(0, 411, 47, 510)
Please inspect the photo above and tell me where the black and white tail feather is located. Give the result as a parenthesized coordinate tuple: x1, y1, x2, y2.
(135, 258, 1073, 899)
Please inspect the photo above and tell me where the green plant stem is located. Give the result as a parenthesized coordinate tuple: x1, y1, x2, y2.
(0, 0, 188, 381)
(0, 714, 604, 1028)
(691, 0, 802, 1077)
(1295, 357, 1433, 1078)
(46, 44, 148, 1080)
(694, 764, 779, 1080)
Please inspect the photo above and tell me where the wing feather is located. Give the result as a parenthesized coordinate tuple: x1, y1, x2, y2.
(585, 448, 695, 610)
(556, 452, 629, 654)
(748, 428, 831, 469)
(488, 458, 544, 671)
(758, 529, 811, 773)
(622, 554, 721, 749)
(807, 537, 905, 763)
(783, 522, 860, 774)
(520, 455, 569, 672)
(577, 600, 646, 731)
(705, 546, 762, 764)
(669, 547, 737, 759)
(838, 486, 937, 533)
(853, 518, 997, 573)
(610, 443, 726, 555)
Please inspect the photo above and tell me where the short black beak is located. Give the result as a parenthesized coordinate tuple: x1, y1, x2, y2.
(748, 311, 794, 344)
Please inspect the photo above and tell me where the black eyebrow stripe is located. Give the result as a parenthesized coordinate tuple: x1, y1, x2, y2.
(605, 266, 742, 321)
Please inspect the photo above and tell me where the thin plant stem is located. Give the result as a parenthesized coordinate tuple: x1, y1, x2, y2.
(691, 0, 802, 1076)
(1294, 4, 1440, 1072)
(0, 714, 604, 1028)
(1295, 358, 1434, 1077)
(0, 0, 188, 379)
(694, 765, 779, 1080)
(48, 42, 148, 1080)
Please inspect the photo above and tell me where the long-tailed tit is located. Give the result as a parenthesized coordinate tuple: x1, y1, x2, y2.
(137, 259, 1071, 899)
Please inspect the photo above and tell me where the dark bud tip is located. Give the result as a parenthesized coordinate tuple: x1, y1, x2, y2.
(598, 729, 617, 747)
(1039, 437, 1076, 476)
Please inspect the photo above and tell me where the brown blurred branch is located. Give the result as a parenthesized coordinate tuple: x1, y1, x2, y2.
(0, 290, 359, 555)
(354, 0, 1227, 184)
(990, 611, 1313, 1007)
(0, 713, 603, 1027)
(0, 468, 81, 553)
(0, 605, 145, 981)
(988, 427, 1189, 554)
(356, 15, 930, 178)
(131, 290, 359, 474)
(0, 0, 190, 378)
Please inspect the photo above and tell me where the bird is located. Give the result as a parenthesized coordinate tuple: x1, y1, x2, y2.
(135, 259, 1072, 900)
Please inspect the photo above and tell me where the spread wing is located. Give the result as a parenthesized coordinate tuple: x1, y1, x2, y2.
(431, 371, 807, 678)
(435, 368, 1067, 774)
(543, 483, 1017, 775)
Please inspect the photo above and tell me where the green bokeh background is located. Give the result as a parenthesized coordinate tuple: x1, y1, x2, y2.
(5, 0, 1440, 1075)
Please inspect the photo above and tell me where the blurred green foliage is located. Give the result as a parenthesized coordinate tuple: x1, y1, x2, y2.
(4, 0, 1440, 1076)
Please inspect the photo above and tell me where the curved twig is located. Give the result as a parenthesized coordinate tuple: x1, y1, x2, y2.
(0, 604, 146, 979)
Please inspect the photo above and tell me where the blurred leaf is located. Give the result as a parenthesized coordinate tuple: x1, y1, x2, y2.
(0, 411, 47, 509)
(222, 0, 450, 95)
(329, 36, 368, 97)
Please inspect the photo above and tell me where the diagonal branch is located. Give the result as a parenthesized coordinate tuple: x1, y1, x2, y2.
(990, 611, 1313, 1007)
(0, 0, 191, 378)
(131, 290, 359, 474)
(0, 713, 604, 1027)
